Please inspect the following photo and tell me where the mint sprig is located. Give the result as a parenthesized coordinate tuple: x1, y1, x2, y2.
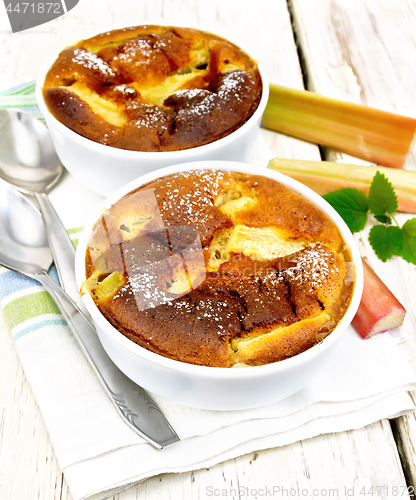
(368, 171, 398, 216)
(402, 219, 416, 264)
(368, 225, 403, 261)
(323, 171, 416, 263)
(323, 188, 369, 233)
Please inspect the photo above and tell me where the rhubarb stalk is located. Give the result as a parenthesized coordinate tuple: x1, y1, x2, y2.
(268, 158, 416, 213)
(262, 84, 416, 168)
(352, 259, 406, 339)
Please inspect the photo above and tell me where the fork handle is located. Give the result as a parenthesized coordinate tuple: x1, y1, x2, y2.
(34, 270, 180, 449)
(34, 192, 89, 317)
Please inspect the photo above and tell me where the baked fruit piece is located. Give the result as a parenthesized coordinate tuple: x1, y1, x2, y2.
(82, 170, 355, 367)
(42, 25, 262, 152)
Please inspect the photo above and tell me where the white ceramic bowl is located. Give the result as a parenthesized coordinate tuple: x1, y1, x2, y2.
(75, 161, 364, 411)
(35, 51, 268, 198)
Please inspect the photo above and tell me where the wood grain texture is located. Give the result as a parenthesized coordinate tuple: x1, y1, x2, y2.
(0, 309, 72, 500)
(289, 0, 416, 168)
(288, 0, 416, 361)
(289, 0, 416, 489)
(125, 421, 408, 500)
(0, 1, 414, 499)
(393, 410, 416, 491)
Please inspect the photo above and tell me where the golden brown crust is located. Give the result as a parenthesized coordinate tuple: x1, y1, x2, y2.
(83, 170, 354, 367)
(42, 25, 262, 152)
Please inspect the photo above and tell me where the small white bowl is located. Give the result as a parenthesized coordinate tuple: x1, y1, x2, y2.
(75, 161, 364, 411)
(36, 53, 268, 198)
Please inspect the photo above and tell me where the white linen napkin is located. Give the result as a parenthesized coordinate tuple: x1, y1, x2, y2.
(3, 283, 415, 500)
(1, 128, 415, 500)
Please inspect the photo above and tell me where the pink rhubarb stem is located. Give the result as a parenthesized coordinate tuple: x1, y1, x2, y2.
(352, 258, 406, 339)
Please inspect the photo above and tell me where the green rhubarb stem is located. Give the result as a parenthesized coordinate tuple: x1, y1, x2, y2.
(262, 84, 416, 168)
(268, 158, 416, 214)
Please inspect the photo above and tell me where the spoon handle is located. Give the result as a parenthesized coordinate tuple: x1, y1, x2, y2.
(34, 270, 180, 449)
(34, 192, 89, 317)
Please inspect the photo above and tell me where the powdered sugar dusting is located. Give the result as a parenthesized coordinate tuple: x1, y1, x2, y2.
(283, 245, 337, 294)
(216, 71, 247, 103)
(71, 49, 115, 77)
(154, 169, 230, 228)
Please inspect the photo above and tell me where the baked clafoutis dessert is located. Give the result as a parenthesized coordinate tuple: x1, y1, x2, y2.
(41, 25, 262, 152)
(81, 170, 356, 368)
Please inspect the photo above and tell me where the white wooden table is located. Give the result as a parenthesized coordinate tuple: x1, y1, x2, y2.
(1, 1, 416, 498)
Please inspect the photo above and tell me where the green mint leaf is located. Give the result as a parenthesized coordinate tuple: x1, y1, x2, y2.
(368, 170, 398, 216)
(374, 214, 392, 224)
(323, 188, 369, 233)
(369, 225, 403, 262)
(401, 218, 416, 264)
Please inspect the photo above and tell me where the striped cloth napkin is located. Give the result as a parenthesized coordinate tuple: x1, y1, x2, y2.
(1, 83, 416, 500)
(0, 81, 44, 120)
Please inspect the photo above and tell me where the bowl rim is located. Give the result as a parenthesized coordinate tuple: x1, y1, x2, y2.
(75, 160, 364, 379)
(35, 33, 269, 160)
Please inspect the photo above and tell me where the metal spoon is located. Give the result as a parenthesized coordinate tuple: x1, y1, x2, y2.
(0, 109, 83, 312)
(0, 179, 180, 449)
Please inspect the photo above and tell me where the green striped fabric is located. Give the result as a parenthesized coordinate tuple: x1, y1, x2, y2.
(0, 225, 83, 341)
(0, 81, 45, 122)
(3, 291, 62, 329)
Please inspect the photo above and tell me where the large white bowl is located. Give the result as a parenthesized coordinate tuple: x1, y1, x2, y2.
(36, 49, 269, 198)
(75, 161, 364, 411)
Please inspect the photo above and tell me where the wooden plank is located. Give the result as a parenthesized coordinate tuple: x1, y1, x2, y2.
(288, 0, 416, 168)
(0, 309, 72, 500)
(124, 422, 408, 500)
(392, 411, 416, 491)
(288, 0, 416, 363)
(289, 0, 416, 488)
(0, 0, 412, 499)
